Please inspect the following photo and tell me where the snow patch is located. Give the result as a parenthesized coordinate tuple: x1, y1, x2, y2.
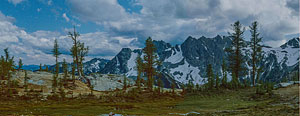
(169, 60, 205, 85)
(165, 46, 184, 64)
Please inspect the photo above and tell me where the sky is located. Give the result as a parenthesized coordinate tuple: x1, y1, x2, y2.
(0, 0, 298, 65)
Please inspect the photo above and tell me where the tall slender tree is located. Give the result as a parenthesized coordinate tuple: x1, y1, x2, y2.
(135, 55, 143, 90)
(142, 37, 159, 91)
(52, 39, 61, 77)
(69, 27, 81, 78)
(249, 21, 263, 86)
(18, 59, 23, 71)
(225, 21, 246, 89)
(78, 42, 89, 77)
(206, 64, 214, 90)
(39, 63, 42, 71)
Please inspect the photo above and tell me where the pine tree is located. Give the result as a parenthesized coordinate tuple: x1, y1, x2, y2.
(225, 21, 247, 89)
(18, 59, 23, 71)
(78, 42, 89, 77)
(221, 58, 227, 88)
(39, 63, 42, 71)
(249, 21, 263, 86)
(69, 27, 90, 86)
(135, 55, 143, 90)
(1, 48, 15, 89)
(52, 39, 61, 77)
(69, 27, 82, 78)
(206, 64, 214, 90)
(142, 37, 159, 91)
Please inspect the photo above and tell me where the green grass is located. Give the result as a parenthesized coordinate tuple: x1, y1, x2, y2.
(0, 87, 297, 115)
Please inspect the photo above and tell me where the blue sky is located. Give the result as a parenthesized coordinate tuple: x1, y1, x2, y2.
(0, 0, 298, 65)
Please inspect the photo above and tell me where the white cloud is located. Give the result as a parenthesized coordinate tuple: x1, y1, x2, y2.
(7, 0, 25, 6)
(62, 13, 70, 22)
(67, 0, 299, 47)
(0, 11, 139, 65)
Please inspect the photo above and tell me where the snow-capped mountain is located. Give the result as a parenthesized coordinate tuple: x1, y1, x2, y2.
(46, 36, 299, 86)
(95, 36, 299, 85)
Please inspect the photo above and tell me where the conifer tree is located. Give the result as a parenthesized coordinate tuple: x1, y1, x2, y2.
(69, 27, 81, 78)
(78, 42, 89, 77)
(225, 21, 246, 89)
(39, 63, 42, 71)
(142, 37, 159, 91)
(69, 27, 90, 86)
(221, 58, 227, 88)
(1, 48, 15, 88)
(206, 64, 214, 90)
(249, 21, 263, 86)
(135, 55, 143, 90)
(18, 59, 23, 71)
(52, 39, 61, 77)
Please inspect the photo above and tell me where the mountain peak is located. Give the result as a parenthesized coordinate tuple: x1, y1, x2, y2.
(280, 37, 299, 49)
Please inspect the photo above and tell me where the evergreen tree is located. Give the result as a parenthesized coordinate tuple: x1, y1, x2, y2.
(69, 27, 82, 78)
(249, 21, 263, 86)
(0, 48, 15, 89)
(221, 58, 228, 88)
(69, 27, 90, 86)
(225, 21, 246, 89)
(39, 63, 42, 71)
(206, 64, 214, 90)
(18, 59, 23, 71)
(142, 37, 159, 91)
(78, 42, 89, 77)
(135, 55, 143, 90)
(52, 39, 61, 77)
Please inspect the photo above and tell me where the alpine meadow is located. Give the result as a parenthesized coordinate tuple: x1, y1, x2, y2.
(0, 0, 299, 115)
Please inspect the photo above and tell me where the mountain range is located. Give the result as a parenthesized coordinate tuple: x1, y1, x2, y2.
(28, 35, 299, 86)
